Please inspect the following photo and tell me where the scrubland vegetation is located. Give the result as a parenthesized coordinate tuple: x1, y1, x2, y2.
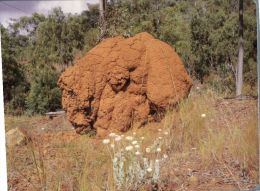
(3, 0, 258, 190)
(1, 0, 257, 115)
(6, 87, 258, 190)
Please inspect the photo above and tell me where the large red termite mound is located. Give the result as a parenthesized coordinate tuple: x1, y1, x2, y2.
(58, 32, 192, 136)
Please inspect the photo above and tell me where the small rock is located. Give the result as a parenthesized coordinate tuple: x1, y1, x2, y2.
(188, 175, 199, 186)
(6, 128, 27, 148)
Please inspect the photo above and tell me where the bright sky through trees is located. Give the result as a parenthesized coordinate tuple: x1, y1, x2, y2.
(0, 0, 99, 26)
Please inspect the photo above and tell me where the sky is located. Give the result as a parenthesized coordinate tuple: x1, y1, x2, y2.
(0, 0, 99, 27)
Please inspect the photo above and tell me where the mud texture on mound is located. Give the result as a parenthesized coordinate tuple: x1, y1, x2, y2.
(58, 32, 192, 135)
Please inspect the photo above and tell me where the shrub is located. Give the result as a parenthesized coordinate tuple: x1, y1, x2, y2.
(26, 65, 61, 114)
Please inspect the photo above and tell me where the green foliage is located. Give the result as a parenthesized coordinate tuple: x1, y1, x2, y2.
(2, 7, 95, 115)
(22, 7, 97, 114)
(158, 2, 195, 74)
(105, 0, 256, 94)
(2, 0, 257, 115)
(31, 8, 84, 66)
(189, 0, 256, 93)
(190, 1, 239, 83)
(26, 65, 61, 114)
(1, 25, 29, 115)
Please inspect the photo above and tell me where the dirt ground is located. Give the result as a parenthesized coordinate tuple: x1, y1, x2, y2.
(5, 94, 258, 191)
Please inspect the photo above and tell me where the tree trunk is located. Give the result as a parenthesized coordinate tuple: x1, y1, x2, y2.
(99, 0, 106, 40)
(236, 0, 244, 96)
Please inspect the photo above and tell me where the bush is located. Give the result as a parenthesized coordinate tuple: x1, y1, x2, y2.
(26, 65, 61, 114)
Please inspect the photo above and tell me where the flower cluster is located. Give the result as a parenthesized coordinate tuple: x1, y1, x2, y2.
(102, 129, 170, 190)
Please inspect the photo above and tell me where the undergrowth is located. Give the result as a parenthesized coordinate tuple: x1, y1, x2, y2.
(6, 88, 258, 190)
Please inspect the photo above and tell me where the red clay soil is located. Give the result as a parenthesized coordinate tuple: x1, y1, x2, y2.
(58, 32, 192, 136)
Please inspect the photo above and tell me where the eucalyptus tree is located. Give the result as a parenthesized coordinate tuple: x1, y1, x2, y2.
(1, 25, 28, 114)
(99, 0, 107, 40)
(236, 0, 244, 96)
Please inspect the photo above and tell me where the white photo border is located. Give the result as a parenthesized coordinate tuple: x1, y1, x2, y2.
(0, 26, 8, 191)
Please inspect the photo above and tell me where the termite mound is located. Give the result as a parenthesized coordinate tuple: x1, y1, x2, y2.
(58, 32, 192, 136)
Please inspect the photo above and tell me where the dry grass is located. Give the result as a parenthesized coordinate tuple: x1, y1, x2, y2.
(175, 89, 258, 170)
(5, 88, 258, 191)
(5, 115, 44, 132)
(159, 88, 258, 190)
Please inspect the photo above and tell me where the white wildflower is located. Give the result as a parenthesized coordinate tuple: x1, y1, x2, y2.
(102, 139, 110, 144)
(126, 136, 134, 141)
(135, 151, 141, 155)
(158, 136, 163, 140)
(132, 140, 138, 145)
(163, 154, 168, 159)
(115, 136, 122, 142)
(144, 158, 149, 169)
(158, 128, 162, 132)
(156, 148, 161, 152)
(155, 159, 159, 162)
(134, 144, 140, 149)
(133, 132, 136, 135)
(201, 113, 206, 118)
(109, 133, 116, 137)
(125, 145, 133, 151)
(141, 136, 145, 140)
(164, 131, 169, 135)
(147, 168, 152, 172)
(110, 144, 115, 148)
(146, 148, 151, 153)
